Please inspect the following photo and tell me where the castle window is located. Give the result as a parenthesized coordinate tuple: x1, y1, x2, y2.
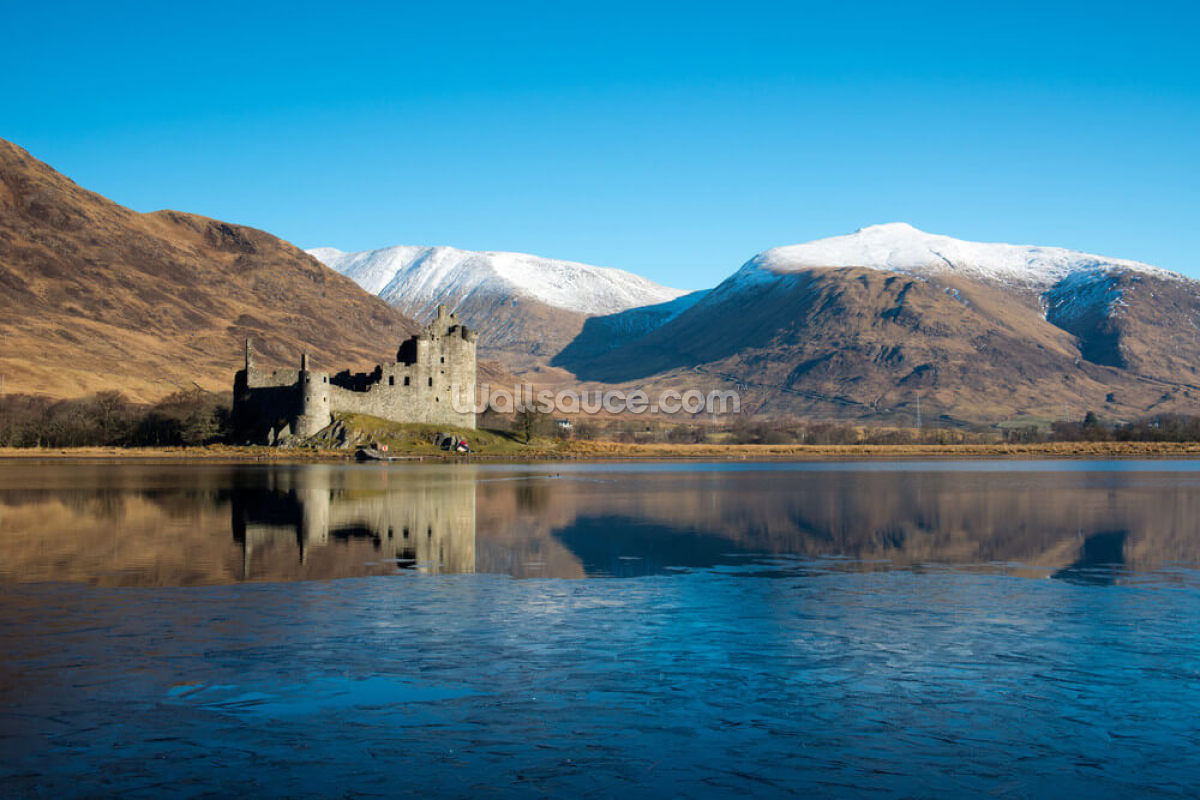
(428, 377, 433, 387)
(404, 376, 411, 386)
(389, 376, 395, 386)
(440, 356, 445, 363)
(323, 376, 327, 383)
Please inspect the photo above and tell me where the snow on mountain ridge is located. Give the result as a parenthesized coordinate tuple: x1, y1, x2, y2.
(746, 223, 1178, 286)
(308, 244, 687, 316)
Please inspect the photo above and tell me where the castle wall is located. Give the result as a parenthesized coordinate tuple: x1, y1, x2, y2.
(296, 369, 333, 437)
(232, 307, 476, 442)
(327, 380, 473, 428)
(245, 368, 302, 389)
(327, 307, 476, 429)
(234, 368, 304, 440)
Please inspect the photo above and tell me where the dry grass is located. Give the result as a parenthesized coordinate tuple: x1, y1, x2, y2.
(0, 139, 416, 402)
(0, 445, 347, 461)
(563, 440, 1200, 459)
(4, 440, 1200, 462)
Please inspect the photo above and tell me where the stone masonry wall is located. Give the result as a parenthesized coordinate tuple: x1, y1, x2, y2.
(233, 306, 477, 442)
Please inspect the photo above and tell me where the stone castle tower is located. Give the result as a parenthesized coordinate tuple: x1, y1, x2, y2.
(233, 306, 477, 443)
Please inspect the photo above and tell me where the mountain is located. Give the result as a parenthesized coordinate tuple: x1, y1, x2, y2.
(6, 138, 1195, 428)
(0, 139, 418, 401)
(554, 224, 1200, 424)
(748, 222, 1172, 285)
(308, 244, 687, 367)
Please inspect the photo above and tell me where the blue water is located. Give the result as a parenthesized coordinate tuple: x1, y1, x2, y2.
(2, 460, 1200, 797)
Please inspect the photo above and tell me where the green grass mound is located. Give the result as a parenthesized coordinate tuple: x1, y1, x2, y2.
(335, 413, 563, 456)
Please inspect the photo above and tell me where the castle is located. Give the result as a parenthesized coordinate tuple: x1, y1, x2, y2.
(233, 306, 477, 443)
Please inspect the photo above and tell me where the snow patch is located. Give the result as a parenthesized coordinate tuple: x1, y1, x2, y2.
(309, 244, 687, 316)
(747, 223, 1179, 287)
(942, 286, 971, 308)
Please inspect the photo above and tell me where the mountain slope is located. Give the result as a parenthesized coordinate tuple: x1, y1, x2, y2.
(0, 139, 418, 400)
(309, 244, 687, 364)
(552, 290, 709, 365)
(556, 225, 1200, 423)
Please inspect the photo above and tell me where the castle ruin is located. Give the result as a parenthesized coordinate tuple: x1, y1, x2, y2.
(233, 305, 476, 443)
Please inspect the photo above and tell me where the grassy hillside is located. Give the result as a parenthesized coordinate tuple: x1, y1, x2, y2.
(0, 139, 417, 401)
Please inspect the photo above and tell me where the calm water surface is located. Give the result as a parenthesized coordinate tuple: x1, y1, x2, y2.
(2, 459, 1200, 797)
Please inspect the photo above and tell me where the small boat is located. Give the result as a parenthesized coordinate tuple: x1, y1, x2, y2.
(355, 446, 388, 461)
(355, 446, 420, 462)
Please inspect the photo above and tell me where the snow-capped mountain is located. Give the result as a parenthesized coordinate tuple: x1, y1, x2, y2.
(692, 222, 1187, 339)
(308, 245, 686, 318)
(558, 223, 1200, 423)
(305, 225, 1200, 424)
(307, 244, 688, 364)
(743, 223, 1177, 287)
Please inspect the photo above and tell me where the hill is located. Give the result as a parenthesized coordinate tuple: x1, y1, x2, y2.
(0, 139, 418, 400)
(553, 224, 1200, 424)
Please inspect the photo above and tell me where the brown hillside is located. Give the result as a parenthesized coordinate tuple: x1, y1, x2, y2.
(558, 267, 1200, 424)
(0, 139, 418, 401)
(442, 291, 593, 372)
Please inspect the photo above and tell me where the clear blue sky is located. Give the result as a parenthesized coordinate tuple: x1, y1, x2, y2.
(4, 0, 1198, 287)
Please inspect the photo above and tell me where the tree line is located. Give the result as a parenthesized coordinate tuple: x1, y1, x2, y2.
(1004, 411, 1200, 444)
(0, 389, 231, 448)
(3, 392, 1199, 448)
(531, 412, 1200, 446)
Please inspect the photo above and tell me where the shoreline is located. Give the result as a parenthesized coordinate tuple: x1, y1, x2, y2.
(3, 441, 1200, 462)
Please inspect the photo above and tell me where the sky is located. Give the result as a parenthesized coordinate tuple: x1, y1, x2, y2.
(3, 0, 1199, 288)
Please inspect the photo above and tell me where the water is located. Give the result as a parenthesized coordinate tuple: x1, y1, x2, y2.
(3, 459, 1200, 797)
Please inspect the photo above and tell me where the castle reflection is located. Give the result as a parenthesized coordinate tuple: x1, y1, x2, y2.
(232, 466, 477, 579)
(0, 463, 480, 586)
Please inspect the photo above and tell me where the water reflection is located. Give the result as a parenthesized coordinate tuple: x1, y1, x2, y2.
(0, 463, 478, 585)
(231, 466, 475, 578)
(479, 466, 1200, 581)
(6, 461, 1200, 798)
(1051, 530, 1129, 585)
(1, 461, 1200, 585)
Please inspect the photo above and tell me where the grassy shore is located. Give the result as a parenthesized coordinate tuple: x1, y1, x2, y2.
(3, 440, 1200, 461)
(564, 440, 1200, 459)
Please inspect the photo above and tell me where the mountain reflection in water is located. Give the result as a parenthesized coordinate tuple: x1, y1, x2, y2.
(1, 461, 1200, 586)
